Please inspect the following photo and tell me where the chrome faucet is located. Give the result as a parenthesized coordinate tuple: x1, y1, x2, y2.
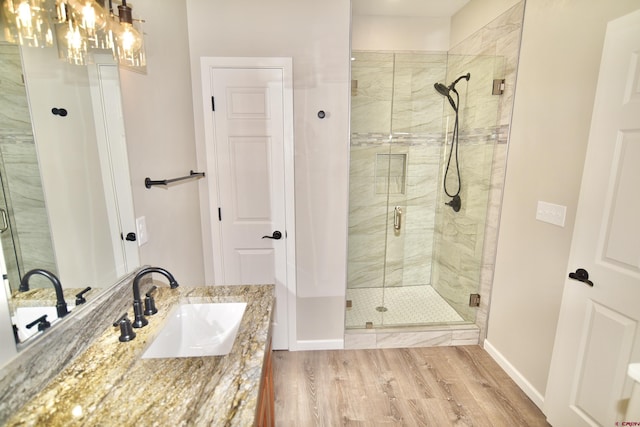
(131, 267, 179, 328)
(18, 269, 69, 319)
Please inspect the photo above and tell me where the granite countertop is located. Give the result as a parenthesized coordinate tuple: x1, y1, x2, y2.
(5, 284, 274, 426)
(11, 287, 94, 308)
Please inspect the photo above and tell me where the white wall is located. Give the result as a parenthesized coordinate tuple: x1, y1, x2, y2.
(21, 47, 116, 288)
(118, 0, 205, 286)
(185, 0, 351, 342)
(352, 15, 450, 51)
(487, 0, 640, 403)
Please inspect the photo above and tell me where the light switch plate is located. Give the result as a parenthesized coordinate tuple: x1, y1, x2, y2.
(536, 201, 567, 227)
(136, 216, 148, 246)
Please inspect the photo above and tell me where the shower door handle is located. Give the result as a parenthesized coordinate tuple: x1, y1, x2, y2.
(0, 208, 8, 233)
(394, 206, 402, 231)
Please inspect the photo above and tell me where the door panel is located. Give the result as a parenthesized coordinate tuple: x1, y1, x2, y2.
(206, 65, 290, 349)
(237, 249, 275, 284)
(545, 9, 640, 425)
(230, 137, 272, 220)
(213, 69, 284, 286)
(572, 301, 636, 424)
(602, 131, 640, 271)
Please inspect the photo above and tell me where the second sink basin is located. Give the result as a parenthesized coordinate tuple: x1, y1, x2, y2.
(14, 305, 75, 341)
(142, 302, 247, 359)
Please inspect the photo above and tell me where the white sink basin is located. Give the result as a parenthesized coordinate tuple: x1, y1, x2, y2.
(142, 302, 247, 359)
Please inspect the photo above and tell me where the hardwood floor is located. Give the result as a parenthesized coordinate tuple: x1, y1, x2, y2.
(273, 346, 550, 426)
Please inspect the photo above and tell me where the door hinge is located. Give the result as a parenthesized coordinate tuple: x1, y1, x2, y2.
(469, 293, 481, 307)
(492, 79, 505, 95)
(211, 96, 215, 111)
(218, 207, 221, 221)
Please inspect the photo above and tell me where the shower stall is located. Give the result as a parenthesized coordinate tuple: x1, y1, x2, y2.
(346, 49, 507, 331)
(0, 43, 57, 293)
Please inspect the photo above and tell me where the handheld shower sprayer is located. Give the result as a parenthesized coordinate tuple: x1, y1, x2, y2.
(433, 73, 470, 113)
(433, 72, 471, 212)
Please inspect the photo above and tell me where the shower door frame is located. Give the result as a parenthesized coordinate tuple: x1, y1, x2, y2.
(346, 50, 505, 330)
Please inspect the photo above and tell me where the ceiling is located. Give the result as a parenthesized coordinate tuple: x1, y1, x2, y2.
(352, 0, 471, 18)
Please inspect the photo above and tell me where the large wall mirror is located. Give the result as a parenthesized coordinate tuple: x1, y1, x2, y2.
(0, 32, 140, 361)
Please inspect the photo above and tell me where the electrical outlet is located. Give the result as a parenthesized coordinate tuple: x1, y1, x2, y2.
(536, 201, 567, 227)
(136, 216, 148, 246)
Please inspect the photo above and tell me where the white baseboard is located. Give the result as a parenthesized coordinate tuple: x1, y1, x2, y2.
(291, 339, 344, 351)
(483, 339, 546, 410)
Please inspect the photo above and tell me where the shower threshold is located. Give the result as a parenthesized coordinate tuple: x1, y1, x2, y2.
(344, 323, 480, 350)
(345, 285, 465, 328)
(344, 285, 480, 349)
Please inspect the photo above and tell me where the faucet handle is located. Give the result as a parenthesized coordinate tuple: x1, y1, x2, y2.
(113, 313, 136, 342)
(26, 314, 51, 332)
(144, 286, 158, 316)
(75, 286, 92, 305)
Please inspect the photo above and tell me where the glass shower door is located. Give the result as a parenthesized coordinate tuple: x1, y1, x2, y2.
(346, 51, 394, 328)
(377, 52, 449, 327)
(430, 53, 506, 323)
(346, 50, 506, 329)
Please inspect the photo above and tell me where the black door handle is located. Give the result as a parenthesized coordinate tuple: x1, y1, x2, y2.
(121, 232, 137, 242)
(262, 231, 282, 240)
(568, 268, 594, 287)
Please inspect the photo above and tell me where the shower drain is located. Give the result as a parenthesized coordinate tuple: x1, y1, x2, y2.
(375, 306, 388, 312)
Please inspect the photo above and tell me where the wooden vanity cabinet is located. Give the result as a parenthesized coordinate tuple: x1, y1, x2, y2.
(255, 338, 274, 426)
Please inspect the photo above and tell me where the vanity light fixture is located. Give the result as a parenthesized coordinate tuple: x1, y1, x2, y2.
(55, 2, 88, 65)
(69, 0, 112, 50)
(0, 0, 146, 69)
(3, 0, 53, 47)
(112, 0, 145, 67)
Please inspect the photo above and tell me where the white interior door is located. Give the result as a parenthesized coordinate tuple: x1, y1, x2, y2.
(202, 59, 295, 350)
(88, 56, 140, 280)
(544, 9, 640, 426)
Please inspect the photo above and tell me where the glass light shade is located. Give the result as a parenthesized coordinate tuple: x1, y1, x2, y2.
(7, 0, 53, 47)
(114, 20, 144, 67)
(2, 0, 20, 43)
(55, 18, 87, 65)
(52, 0, 67, 22)
(68, 0, 110, 49)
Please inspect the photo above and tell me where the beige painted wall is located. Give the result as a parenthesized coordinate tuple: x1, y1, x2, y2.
(352, 15, 450, 51)
(119, 0, 205, 286)
(487, 0, 640, 400)
(185, 0, 351, 342)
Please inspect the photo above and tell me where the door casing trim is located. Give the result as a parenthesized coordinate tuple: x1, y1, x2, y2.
(199, 56, 297, 349)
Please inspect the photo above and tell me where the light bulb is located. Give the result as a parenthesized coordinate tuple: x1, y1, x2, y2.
(10, 0, 53, 47)
(16, 1, 32, 29)
(67, 0, 110, 50)
(81, 2, 96, 29)
(119, 23, 138, 52)
(114, 21, 144, 67)
(55, 15, 88, 65)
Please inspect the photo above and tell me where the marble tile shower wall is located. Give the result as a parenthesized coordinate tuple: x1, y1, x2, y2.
(0, 44, 57, 288)
(432, 2, 525, 333)
(347, 1, 525, 334)
(348, 52, 447, 290)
